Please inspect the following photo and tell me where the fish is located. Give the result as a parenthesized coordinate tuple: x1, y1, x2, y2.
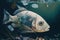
(3, 5, 50, 33)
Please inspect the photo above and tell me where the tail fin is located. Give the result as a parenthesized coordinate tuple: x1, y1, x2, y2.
(3, 9, 13, 24)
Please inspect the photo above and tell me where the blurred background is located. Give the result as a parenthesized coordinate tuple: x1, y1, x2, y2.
(0, 0, 60, 40)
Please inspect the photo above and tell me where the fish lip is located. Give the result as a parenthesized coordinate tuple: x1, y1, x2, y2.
(45, 27, 50, 32)
(46, 26, 50, 30)
(31, 26, 50, 32)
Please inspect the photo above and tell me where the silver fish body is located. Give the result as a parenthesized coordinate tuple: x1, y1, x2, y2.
(3, 5, 50, 32)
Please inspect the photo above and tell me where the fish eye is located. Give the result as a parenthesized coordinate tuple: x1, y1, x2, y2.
(39, 21, 44, 26)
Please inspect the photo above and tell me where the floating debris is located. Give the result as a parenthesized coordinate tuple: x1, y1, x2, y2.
(31, 4, 38, 8)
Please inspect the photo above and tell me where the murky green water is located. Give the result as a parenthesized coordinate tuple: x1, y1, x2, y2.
(25, 2, 60, 33)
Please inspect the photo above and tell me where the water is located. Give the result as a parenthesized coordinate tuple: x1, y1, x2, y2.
(0, 0, 60, 39)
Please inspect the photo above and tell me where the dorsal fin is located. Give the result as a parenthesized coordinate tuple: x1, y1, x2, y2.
(13, 4, 27, 15)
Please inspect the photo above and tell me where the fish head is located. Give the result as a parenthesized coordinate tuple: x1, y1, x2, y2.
(32, 14, 50, 32)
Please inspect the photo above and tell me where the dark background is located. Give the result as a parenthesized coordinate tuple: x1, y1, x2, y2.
(0, 0, 60, 39)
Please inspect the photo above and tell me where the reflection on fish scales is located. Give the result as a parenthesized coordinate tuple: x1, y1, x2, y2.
(3, 5, 50, 32)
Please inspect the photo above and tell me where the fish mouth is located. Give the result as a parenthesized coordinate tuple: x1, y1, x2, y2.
(45, 27, 50, 31)
(35, 29, 49, 32)
(31, 26, 50, 32)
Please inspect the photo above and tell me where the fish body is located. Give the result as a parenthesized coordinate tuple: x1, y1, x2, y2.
(3, 5, 50, 32)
